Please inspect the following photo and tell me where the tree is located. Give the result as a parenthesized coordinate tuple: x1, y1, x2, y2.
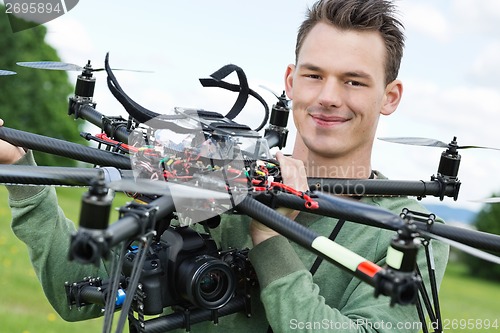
(462, 193, 500, 282)
(0, 4, 85, 167)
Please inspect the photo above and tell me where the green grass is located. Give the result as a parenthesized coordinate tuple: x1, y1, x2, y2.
(1, 186, 500, 332)
(438, 263, 500, 332)
(0, 186, 130, 333)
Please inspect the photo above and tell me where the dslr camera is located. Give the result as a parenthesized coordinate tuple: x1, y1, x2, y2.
(122, 226, 252, 316)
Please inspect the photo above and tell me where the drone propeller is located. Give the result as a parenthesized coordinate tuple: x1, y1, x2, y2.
(17, 61, 83, 71)
(259, 85, 290, 107)
(0, 70, 17, 76)
(378, 136, 500, 151)
(16, 61, 151, 73)
(108, 178, 246, 226)
(107, 178, 232, 200)
(470, 197, 500, 204)
(419, 230, 500, 265)
(0, 165, 233, 200)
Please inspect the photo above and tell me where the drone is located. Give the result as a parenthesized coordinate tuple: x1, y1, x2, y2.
(1, 53, 500, 333)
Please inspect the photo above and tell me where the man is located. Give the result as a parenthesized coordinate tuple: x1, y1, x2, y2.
(2, 0, 449, 332)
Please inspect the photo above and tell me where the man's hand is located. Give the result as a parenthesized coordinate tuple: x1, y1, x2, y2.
(0, 119, 25, 164)
(249, 151, 309, 246)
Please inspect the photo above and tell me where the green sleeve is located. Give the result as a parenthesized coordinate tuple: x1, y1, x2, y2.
(7, 151, 106, 321)
(249, 236, 404, 333)
(248, 202, 449, 332)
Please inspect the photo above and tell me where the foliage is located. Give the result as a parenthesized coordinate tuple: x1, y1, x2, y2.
(462, 193, 500, 281)
(0, 4, 85, 167)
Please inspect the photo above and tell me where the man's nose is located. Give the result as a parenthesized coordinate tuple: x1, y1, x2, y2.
(317, 80, 343, 108)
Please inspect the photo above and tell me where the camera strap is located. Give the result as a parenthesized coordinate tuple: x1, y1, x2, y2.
(309, 171, 374, 275)
(266, 219, 346, 333)
(309, 219, 346, 275)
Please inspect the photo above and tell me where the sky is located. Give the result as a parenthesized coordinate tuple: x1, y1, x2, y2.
(3, 0, 500, 212)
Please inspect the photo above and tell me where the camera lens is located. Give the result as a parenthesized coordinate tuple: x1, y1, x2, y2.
(200, 271, 221, 295)
(177, 255, 235, 309)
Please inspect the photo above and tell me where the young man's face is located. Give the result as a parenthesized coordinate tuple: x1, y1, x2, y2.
(285, 22, 401, 160)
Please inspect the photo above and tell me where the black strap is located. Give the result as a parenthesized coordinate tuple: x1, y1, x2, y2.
(199, 64, 250, 120)
(267, 172, 374, 333)
(308, 171, 374, 274)
(309, 219, 346, 275)
(266, 219, 345, 333)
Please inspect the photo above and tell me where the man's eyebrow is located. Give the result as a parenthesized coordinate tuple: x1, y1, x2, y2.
(297, 63, 374, 81)
(344, 71, 373, 80)
(297, 63, 323, 72)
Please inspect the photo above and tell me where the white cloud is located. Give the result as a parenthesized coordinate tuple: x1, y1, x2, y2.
(400, 2, 451, 41)
(452, 0, 500, 35)
(468, 42, 500, 87)
(402, 81, 500, 145)
(44, 17, 95, 63)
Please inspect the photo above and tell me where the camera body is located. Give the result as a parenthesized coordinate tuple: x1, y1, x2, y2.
(123, 226, 238, 316)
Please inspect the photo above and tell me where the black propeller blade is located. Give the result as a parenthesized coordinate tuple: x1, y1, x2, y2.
(378, 136, 500, 151)
(259, 85, 291, 108)
(16, 61, 151, 73)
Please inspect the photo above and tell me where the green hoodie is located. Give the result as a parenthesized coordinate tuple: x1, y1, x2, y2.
(8, 151, 449, 332)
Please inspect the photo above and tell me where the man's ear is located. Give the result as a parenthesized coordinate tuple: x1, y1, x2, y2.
(284, 64, 296, 100)
(381, 79, 403, 116)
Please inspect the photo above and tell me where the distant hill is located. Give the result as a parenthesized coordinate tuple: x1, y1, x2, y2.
(422, 203, 477, 225)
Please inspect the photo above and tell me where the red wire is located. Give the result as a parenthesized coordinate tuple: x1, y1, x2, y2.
(95, 133, 139, 152)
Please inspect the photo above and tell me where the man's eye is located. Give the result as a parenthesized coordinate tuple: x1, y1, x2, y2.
(306, 74, 321, 79)
(346, 80, 364, 86)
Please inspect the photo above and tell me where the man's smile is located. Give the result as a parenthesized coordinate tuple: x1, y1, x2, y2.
(309, 113, 350, 127)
